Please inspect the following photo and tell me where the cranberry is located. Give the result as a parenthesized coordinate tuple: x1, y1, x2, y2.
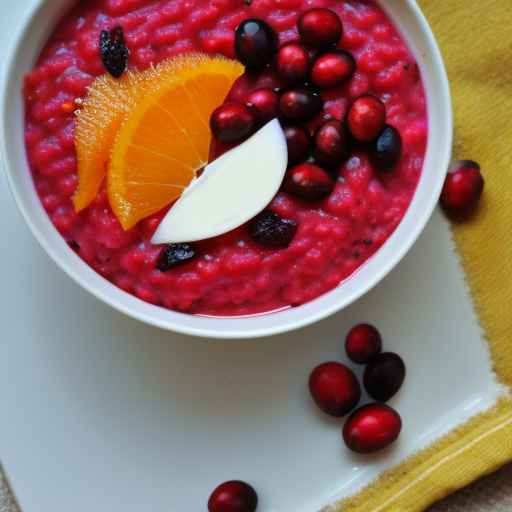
(276, 43, 310, 84)
(157, 243, 197, 271)
(371, 124, 402, 171)
(310, 50, 356, 89)
(284, 162, 334, 200)
(249, 209, 297, 248)
(309, 362, 361, 417)
(210, 102, 255, 143)
(235, 19, 278, 70)
(440, 160, 484, 216)
(246, 88, 279, 124)
(208, 480, 258, 512)
(364, 352, 406, 402)
(345, 323, 382, 364)
(343, 403, 402, 454)
(284, 125, 311, 165)
(347, 95, 386, 142)
(313, 120, 348, 166)
(298, 8, 343, 49)
(279, 88, 323, 122)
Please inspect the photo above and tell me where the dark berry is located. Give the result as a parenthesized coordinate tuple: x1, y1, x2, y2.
(235, 19, 278, 70)
(345, 323, 382, 364)
(440, 160, 484, 216)
(284, 125, 311, 165)
(309, 362, 361, 417)
(347, 95, 386, 142)
(371, 124, 402, 172)
(249, 210, 297, 248)
(246, 88, 279, 123)
(343, 403, 402, 454)
(210, 102, 255, 143)
(310, 50, 356, 89)
(313, 119, 348, 166)
(275, 43, 310, 84)
(157, 243, 197, 271)
(279, 88, 323, 122)
(298, 8, 343, 49)
(284, 162, 334, 200)
(100, 26, 129, 78)
(364, 352, 406, 402)
(208, 480, 258, 512)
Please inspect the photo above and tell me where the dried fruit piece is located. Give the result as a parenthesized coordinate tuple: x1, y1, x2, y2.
(100, 26, 129, 78)
(157, 243, 197, 271)
(249, 210, 297, 248)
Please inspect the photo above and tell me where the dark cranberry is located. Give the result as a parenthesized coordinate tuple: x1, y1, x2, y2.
(249, 209, 297, 248)
(284, 162, 334, 200)
(371, 124, 402, 171)
(246, 88, 279, 123)
(276, 43, 310, 84)
(440, 160, 484, 216)
(284, 125, 311, 165)
(208, 480, 258, 512)
(100, 26, 129, 78)
(210, 102, 255, 143)
(310, 50, 356, 89)
(157, 243, 196, 271)
(235, 19, 278, 70)
(343, 403, 402, 454)
(313, 119, 348, 166)
(279, 88, 323, 122)
(309, 362, 361, 417)
(347, 95, 386, 142)
(345, 323, 382, 364)
(298, 8, 343, 49)
(364, 352, 406, 402)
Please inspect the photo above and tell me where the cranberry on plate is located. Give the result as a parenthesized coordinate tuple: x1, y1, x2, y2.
(276, 43, 310, 84)
(345, 323, 382, 364)
(235, 18, 278, 70)
(347, 94, 386, 142)
(208, 480, 258, 512)
(210, 102, 255, 143)
(310, 50, 356, 89)
(298, 8, 343, 49)
(364, 352, 406, 402)
(313, 119, 348, 166)
(284, 125, 311, 165)
(284, 162, 335, 201)
(246, 88, 279, 124)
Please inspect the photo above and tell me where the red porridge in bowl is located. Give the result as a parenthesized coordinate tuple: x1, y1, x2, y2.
(23, 0, 427, 316)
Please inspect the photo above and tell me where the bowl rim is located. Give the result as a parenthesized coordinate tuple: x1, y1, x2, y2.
(1, 0, 452, 340)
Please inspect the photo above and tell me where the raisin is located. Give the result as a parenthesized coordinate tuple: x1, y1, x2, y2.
(100, 26, 129, 78)
(157, 243, 197, 271)
(249, 210, 298, 249)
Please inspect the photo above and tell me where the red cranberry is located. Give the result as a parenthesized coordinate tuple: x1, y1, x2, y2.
(276, 43, 310, 84)
(313, 119, 348, 166)
(246, 88, 279, 123)
(235, 19, 278, 70)
(284, 125, 310, 165)
(345, 323, 382, 364)
(347, 95, 386, 142)
(309, 362, 361, 417)
(208, 480, 258, 512)
(284, 162, 334, 201)
(310, 50, 356, 89)
(298, 8, 343, 49)
(210, 102, 255, 143)
(279, 88, 323, 122)
(364, 352, 406, 402)
(440, 160, 484, 216)
(371, 124, 402, 171)
(343, 403, 402, 454)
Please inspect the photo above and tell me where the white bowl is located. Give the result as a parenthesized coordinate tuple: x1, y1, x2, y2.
(1, 0, 452, 339)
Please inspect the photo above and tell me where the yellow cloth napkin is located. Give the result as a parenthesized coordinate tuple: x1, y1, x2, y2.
(329, 1, 512, 510)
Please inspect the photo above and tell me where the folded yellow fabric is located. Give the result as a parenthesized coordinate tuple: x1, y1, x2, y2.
(329, 1, 512, 510)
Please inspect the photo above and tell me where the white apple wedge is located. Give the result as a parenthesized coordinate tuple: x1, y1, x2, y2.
(151, 119, 288, 244)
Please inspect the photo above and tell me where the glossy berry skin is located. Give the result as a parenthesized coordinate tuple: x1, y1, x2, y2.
(249, 209, 297, 248)
(440, 160, 484, 216)
(309, 362, 361, 417)
(208, 480, 258, 512)
(310, 50, 356, 89)
(246, 88, 279, 123)
(284, 162, 334, 201)
(284, 125, 311, 165)
(343, 403, 402, 454)
(313, 119, 348, 166)
(235, 18, 278, 70)
(364, 352, 406, 402)
(210, 102, 255, 143)
(371, 124, 402, 171)
(279, 88, 323, 122)
(276, 43, 310, 84)
(345, 323, 382, 364)
(347, 95, 386, 142)
(298, 8, 343, 49)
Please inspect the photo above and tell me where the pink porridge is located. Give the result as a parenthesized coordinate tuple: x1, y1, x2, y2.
(23, 0, 427, 316)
